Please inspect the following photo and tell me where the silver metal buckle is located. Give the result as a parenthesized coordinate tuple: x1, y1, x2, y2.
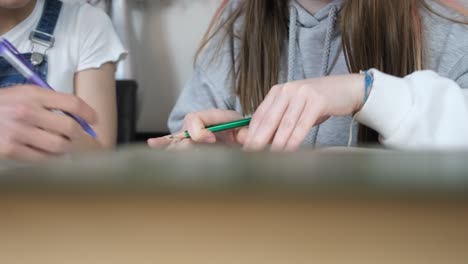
(29, 30, 55, 66)
(29, 30, 55, 48)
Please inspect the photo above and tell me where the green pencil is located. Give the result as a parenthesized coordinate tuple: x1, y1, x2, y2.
(169, 118, 252, 139)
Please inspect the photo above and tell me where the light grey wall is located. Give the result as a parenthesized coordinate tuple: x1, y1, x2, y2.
(122, 0, 220, 132)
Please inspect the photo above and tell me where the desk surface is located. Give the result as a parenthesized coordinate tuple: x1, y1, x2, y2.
(1, 146, 468, 264)
(1, 145, 468, 197)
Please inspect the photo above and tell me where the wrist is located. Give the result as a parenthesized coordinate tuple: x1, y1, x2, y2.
(353, 70, 375, 112)
(350, 73, 366, 112)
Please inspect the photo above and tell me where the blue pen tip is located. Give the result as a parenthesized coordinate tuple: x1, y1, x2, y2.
(88, 129, 97, 139)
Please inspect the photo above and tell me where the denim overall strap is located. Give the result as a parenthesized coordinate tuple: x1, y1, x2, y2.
(29, 0, 63, 66)
(0, 0, 62, 88)
(29, 0, 63, 48)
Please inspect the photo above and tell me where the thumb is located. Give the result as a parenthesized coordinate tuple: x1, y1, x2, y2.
(236, 127, 249, 145)
(148, 136, 172, 148)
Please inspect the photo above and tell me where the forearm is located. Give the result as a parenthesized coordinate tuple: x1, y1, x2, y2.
(74, 63, 118, 150)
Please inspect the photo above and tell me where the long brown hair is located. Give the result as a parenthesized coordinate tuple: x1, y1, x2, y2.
(196, 0, 467, 143)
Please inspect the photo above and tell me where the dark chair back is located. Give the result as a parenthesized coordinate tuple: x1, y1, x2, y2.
(116, 80, 138, 144)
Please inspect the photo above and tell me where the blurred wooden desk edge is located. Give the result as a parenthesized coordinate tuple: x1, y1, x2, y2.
(1, 145, 468, 264)
(0, 145, 467, 198)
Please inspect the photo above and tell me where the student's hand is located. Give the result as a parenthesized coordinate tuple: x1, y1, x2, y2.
(244, 74, 365, 152)
(148, 109, 248, 150)
(0, 85, 97, 161)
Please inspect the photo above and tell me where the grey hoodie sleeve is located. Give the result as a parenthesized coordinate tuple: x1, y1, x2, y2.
(167, 0, 243, 133)
(167, 64, 236, 133)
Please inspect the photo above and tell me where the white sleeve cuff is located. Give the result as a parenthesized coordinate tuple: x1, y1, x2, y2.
(355, 69, 413, 141)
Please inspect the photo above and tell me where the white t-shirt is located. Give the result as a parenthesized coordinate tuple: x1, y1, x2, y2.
(1, 0, 127, 94)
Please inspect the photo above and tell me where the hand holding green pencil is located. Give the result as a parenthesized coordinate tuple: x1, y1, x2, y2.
(169, 118, 252, 139)
(147, 109, 249, 148)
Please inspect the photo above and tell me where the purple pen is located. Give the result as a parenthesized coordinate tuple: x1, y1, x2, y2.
(0, 38, 97, 138)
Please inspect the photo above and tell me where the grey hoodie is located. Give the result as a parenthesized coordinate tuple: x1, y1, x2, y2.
(168, 0, 468, 147)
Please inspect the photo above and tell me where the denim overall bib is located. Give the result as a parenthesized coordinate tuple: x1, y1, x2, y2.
(0, 0, 62, 88)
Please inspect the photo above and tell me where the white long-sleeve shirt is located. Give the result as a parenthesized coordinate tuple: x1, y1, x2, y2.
(357, 69, 468, 149)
